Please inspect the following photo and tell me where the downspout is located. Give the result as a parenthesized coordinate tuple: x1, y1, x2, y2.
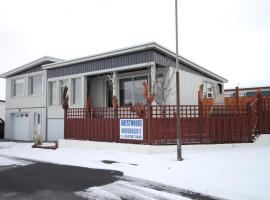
(45, 69, 48, 141)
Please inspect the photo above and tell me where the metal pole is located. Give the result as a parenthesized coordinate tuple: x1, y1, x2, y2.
(175, 0, 183, 161)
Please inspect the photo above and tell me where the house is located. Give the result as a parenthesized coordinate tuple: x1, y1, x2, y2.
(225, 86, 270, 97)
(0, 57, 63, 141)
(0, 42, 227, 141)
(0, 100, 5, 138)
(0, 100, 5, 121)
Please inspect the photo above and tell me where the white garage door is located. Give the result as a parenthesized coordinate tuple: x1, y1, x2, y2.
(12, 113, 30, 141)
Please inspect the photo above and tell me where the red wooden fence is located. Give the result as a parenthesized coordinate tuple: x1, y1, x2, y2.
(64, 103, 260, 145)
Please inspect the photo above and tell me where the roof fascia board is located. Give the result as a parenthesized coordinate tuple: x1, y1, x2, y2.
(0, 57, 63, 78)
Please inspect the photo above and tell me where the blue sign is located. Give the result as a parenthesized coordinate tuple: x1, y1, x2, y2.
(120, 119, 143, 140)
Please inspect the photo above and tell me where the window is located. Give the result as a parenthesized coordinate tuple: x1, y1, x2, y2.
(60, 79, 68, 105)
(72, 78, 81, 104)
(133, 76, 147, 104)
(106, 80, 113, 107)
(204, 82, 213, 98)
(120, 78, 133, 106)
(49, 81, 57, 105)
(217, 83, 223, 94)
(155, 74, 165, 104)
(29, 75, 42, 95)
(13, 78, 24, 97)
(120, 76, 148, 106)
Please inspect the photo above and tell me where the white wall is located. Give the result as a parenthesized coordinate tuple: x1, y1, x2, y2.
(5, 71, 47, 109)
(167, 67, 224, 105)
(0, 102, 5, 120)
(47, 118, 64, 141)
(5, 70, 47, 141)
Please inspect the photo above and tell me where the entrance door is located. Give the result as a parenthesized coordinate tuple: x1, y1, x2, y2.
(106, 80, 113, 107)
(34, 113, 41, 136)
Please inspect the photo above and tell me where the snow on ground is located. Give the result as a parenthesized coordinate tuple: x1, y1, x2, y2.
(76, 180, 189, 200)
(0, 142, 269, 200)
(0, 156, 23, 167)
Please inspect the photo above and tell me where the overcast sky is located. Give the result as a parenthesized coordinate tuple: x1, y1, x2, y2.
(0, 0, 269, 100)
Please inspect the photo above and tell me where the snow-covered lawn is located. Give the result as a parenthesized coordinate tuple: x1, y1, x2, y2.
(0, 142, 269, 200)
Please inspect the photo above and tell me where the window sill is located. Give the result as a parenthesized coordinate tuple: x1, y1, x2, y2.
(29, 93, 43, 97)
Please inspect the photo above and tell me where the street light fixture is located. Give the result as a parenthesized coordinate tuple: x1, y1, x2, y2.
(175, 0, 183, 161)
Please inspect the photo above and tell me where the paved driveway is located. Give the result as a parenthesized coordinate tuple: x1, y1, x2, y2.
(0, 156, 221, 200)
(0, 161, 122, 200)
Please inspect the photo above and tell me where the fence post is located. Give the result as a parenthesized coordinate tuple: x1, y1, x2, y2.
(198, 90, 204, 143)
(246, 102, 253, 142)
(147, 102, 152, 144)
(257, 91, 262, 134)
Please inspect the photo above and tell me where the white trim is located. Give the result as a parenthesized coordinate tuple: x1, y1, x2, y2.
(11, 77, 26, 98)
(71, 77, 82, 106)
(42, 42, 227, 83)
(0, 56, 63, 78)
(28, 74, 43, 96)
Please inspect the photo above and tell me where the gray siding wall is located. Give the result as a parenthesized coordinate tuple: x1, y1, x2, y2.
(47, 50, 154, 78)
(47, 48, 221, 83)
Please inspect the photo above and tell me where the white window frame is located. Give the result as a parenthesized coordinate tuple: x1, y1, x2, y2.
(48, 81, 58, 106)
(12, 78, 25, 98)
(204, 82, 213, 98)
(29, 74, 43, 96)
(71, 77, 82, 105)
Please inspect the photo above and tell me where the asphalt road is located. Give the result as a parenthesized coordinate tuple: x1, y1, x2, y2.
(0, 161, 122, 200)
(0, 158, 222, 200)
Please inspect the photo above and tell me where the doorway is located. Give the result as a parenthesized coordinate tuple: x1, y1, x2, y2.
(34, 113, 41, 136)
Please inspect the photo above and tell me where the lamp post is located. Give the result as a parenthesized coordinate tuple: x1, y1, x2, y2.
(175, 0, 183, 161)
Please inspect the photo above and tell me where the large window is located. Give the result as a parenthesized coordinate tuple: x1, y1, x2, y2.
(13, 78, 25, 97)
(49, 81, 57, 105)
(72, 78, 81, 105)
(204, 82, 213, 98)
(29, 75, 42, 95)
(120, 76, 148, 106)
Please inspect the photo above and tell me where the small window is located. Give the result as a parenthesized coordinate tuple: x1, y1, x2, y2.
(72, 78, 81, 105)
(29, 75, 42, 95)
(203, 82, 213, 98)
(217, 83, 223, 94)
(12, 78, 25, 97)
(49, 81, 57, 105)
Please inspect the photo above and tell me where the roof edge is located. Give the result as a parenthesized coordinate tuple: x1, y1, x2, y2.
(0, 56, 64, 78)
(43, 42, 228, 83)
